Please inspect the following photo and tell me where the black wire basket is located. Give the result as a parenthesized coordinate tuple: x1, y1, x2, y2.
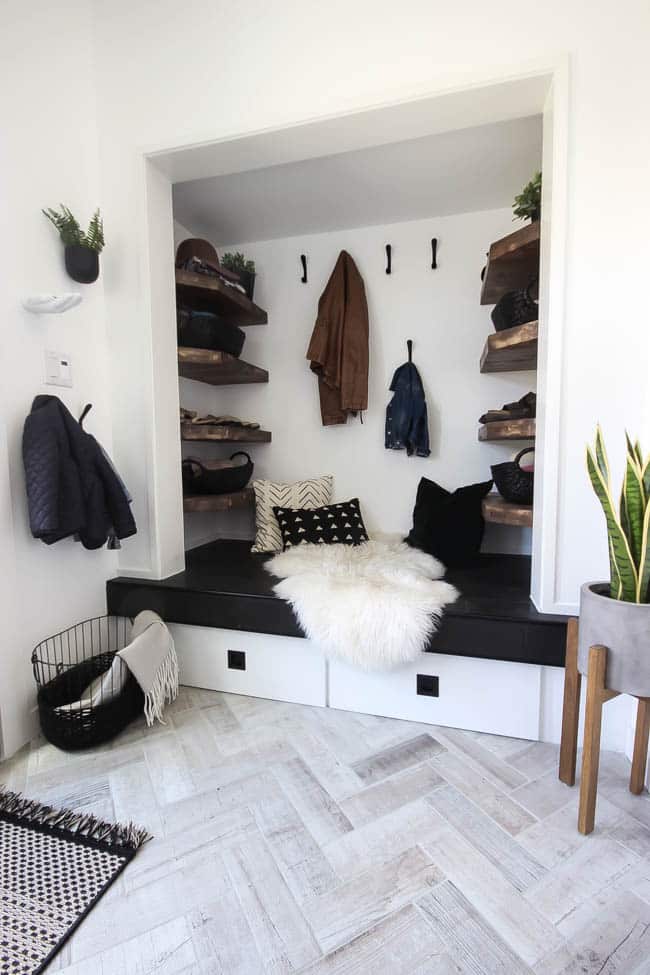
(31, 615, 144, 751)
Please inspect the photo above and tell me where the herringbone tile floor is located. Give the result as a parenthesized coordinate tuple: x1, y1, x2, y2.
(3, 688, 650, 974)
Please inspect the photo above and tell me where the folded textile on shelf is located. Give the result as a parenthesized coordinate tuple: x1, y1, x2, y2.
(179, 407, 260, 429)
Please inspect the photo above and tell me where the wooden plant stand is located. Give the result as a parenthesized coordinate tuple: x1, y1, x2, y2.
(559, 618, 650, 834)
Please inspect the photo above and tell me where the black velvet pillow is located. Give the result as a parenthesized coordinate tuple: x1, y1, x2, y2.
(273, 498, 369, 549)
(406, 477, 493, 567)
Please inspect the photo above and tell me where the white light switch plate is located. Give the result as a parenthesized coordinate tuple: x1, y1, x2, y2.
(45, 350, 73, 388)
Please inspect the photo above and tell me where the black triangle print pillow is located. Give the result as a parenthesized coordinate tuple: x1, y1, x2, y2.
(273, 498, 369, 549)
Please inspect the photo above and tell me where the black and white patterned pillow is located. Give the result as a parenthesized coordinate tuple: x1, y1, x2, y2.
(251, 475, 333, 553)
(273, 498, 369, 549)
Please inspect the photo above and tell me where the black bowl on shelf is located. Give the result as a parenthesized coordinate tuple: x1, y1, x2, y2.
(182, 452, 254, 496)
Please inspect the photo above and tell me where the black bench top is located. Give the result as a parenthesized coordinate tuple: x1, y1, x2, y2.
(106, 540, 568, 667)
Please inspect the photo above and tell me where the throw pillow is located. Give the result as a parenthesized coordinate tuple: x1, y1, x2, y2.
(252, 475, 333, 553)
(273, 498, 369, 549)
(406, 477, 493, 568)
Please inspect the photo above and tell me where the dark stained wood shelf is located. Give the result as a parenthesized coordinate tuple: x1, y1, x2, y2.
(480, 321, 538, 374)
(183, 489, 254, 513)
(479, 418, 536, 442)
(480, 222, 540, 305)
(482, 495, 533, 527)
(181, 422, 271, 444)
(178, 347, 268, 386)
(176, 268, 268, 325)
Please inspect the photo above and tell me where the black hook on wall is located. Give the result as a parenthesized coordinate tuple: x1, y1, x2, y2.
(431, 238, 438, 270)
(385, 244, 392, 275)
(300, 254, 308, 283)
(407, 339, 413, 362)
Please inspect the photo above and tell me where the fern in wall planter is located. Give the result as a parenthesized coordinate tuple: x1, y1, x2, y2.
(43, 205, 105, 283)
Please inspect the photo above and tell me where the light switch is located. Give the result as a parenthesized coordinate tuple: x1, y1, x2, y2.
(45, 350, 73, 388)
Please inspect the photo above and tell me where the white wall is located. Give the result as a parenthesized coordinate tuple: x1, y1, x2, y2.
(178, 208, 536, 553)
(0, 1, 129, 756)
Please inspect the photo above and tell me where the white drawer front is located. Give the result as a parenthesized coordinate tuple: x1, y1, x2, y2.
(329, 652, 541, 740)
(170, 624, 327, 708)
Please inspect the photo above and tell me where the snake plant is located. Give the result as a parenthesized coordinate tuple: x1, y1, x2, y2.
(587, 428, 650, 603)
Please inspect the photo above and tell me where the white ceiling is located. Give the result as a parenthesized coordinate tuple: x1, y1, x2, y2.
(172, 115, 542, 246)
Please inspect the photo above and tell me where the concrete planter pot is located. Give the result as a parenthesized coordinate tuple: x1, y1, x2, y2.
(578, 582, 650, 696)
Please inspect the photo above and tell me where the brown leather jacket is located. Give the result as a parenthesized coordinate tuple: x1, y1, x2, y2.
(306, 250, 369, 425)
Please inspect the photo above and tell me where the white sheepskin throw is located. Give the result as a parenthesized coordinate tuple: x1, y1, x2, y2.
(266, 537, 458, 670)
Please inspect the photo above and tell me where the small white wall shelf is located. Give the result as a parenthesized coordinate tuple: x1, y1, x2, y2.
(22, 293, 82, 314)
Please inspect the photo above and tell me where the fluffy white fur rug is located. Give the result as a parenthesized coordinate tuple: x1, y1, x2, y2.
(266, 537, 458, 670)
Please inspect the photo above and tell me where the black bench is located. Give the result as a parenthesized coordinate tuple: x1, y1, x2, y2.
(106, 540, 567, 668)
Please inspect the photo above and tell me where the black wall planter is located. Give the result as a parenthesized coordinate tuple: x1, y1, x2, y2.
(65, 245, 99, 284)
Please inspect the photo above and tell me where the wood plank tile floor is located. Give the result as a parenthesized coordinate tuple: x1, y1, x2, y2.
(3, 688, 650, 974)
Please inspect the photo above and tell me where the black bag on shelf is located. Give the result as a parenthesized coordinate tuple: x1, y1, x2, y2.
(182, 452, 254, 496)
(490, 282, 538, 332)
(177, 306, 246, 357)
(491, 447, 535, 504)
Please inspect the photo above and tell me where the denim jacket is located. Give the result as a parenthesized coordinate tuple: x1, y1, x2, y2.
(385, 361, 430, 457)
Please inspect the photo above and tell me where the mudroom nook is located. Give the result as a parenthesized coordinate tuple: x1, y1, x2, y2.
(108, 83, 570, 743)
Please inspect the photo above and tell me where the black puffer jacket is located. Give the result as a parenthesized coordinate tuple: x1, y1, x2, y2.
(22, 395, 136, 549)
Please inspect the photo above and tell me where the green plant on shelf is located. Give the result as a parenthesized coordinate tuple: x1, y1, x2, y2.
(43, 205, 105, 253)
(512, 172, 541, 223)
(221, 251, 255, 275)
(587, 427, 650, 603)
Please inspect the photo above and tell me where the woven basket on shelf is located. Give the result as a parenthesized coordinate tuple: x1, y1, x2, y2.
(491, 447, 535, 505)
(182, 452, 253, 496)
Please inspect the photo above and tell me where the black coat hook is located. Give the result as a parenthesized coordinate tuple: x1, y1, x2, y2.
(431, 238, 438, 270)
(79, 403, 93, 427)
(385, 244, 392, 275)
(407, 339, 413, 362)
(300, 254, 307, 283)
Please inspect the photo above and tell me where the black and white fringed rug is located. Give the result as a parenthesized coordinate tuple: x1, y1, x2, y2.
(0, 789, 151, 975)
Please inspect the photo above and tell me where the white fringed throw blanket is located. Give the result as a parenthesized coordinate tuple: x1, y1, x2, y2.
(266, 537, 458, 670)
(56, 610, 179, 725)
(120, 610, 179, 725)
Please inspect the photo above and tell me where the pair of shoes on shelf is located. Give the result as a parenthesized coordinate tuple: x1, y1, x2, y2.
(479, 391, 536, 425)
(180, 407, 260, 429)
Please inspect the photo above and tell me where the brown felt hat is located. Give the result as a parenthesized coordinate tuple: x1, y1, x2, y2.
(175, 237, 220, 272)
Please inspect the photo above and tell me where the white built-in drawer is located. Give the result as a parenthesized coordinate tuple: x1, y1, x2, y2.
(328, 652, 541, 740)
(169, 624, 327, 707)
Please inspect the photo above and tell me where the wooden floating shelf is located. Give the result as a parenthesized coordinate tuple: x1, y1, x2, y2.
(181, 422, 272, 444)
(482, 495, 533, 528)
(480, 222, 540, 305)
(479, 418, 536, 442)
(183, 489, 254, 513)
(480, 321, 538, 374)
(176, 268, 268, 326)
(178, 347, 268, 386)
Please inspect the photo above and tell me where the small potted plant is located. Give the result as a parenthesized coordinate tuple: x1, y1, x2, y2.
(43, 205, 105, 283)
(513, 171, 542, 223)
(221, 251, 256, 300)
(580, 428, 650, 695)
